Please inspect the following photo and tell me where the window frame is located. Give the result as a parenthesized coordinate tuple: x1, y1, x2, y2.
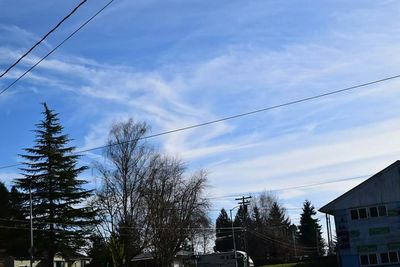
(378, 206, 387, 217)
(360, 254, 369, 266)
(351, 209, 359, 220)
(359, 208, 368, 219)
(388, 251, 399, 263)
(380, 252, 389, 264)
(369, 207, 378, 217)
(360, 253, 380, 266)
(369, 254, 378, 265)
(351, 205, 388, 220)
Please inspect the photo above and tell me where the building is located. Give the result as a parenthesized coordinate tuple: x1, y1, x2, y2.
(195, 250, 254, 267)
(4, 252, 91, 267)
(319, 161, 400, 266)
(131, 250, 194, 267)
(0, 249, 6, 267)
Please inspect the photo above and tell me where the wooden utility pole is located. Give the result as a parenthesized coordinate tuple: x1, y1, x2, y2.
(235, 196, 251, 266)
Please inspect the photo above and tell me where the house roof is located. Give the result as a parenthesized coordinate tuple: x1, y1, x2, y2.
(319, 160, 400, 215)
(131, 253, 154, 262)
(59, 252, 91, 260)
(131, 250, 193, 262)
(8, 251, 91, 261)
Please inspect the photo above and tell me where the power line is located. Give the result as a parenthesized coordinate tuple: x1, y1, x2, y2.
(0, 73, 398, 169)
(249, 229, 318, 252)
(77, 74, 400, 155)
(0, 1, 87, 79)
(208, 174, 370, 200)
(0, 217, 240, 231)
(0, 172, 372, 207)
(0, 0, 115, 96)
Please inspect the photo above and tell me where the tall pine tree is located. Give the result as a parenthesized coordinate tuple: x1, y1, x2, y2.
(298, 200, 324, 257)
(0, 182, 11, 247)
(0, 184, 28, 255)
(215, 208, 233, 252)
(16, 103, 96, 267)
(234, 205, 251, 252)
(247, 205, 268, 265)
(266, 202, 292, 260)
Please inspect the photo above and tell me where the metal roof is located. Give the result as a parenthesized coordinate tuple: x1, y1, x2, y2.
(319, 160, 400, 215)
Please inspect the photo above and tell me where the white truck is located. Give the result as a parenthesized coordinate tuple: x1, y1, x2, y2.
(195, 250, 254, 267)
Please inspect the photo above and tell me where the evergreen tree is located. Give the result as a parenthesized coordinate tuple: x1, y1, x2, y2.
(215, 208, 233, 252)
(0, 182, 10, 217)
(0, 182, 11, 245)
(86, 234, 113, 267)
(266, 202, 291, 260)
(15, 103, 96, 267)
(0, 183, 30, 255)
(267, 202, 290, 230)
(248, 205, 268, 265)
(234, 205, 251, 252)
(8, 186, 29, 255)
(298, 200, 324, 256)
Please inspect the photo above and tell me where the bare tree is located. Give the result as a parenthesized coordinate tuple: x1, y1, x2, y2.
(192, 218, 214, 254)
(94, 119, 152, 267)
(93, 119, 210, 267)
(255, 191, 278, 223)
(143, 155, 209, 267)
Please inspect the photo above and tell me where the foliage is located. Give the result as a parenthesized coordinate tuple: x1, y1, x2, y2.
(234, 205, 252, 252)
(143, 155, 209, 267)
(15, 103, 96, 266)
(94, 119, 151, 266)
(298, 200, 325, 257)
(86, 234, 113, 267)
(217, 192, 297, 265)
(93, 119, 210, 267)
(214, 208, 233, 252)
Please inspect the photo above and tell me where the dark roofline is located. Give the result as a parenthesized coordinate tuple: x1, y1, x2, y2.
(319, 160, 400, 214)
(131, 250, 193, 262)
(8, 252, 91, 261)
(131, 253, 154, 262)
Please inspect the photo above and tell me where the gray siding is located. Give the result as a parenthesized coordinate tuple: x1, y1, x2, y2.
(333, 201, 400, 266)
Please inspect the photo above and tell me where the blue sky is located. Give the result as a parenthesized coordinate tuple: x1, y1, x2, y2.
(1, 0, 400, 232)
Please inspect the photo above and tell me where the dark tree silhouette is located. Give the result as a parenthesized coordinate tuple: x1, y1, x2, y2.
(215, 208, 233, 252)
(16, 103, 96, 267)
(298, 200, 325, 256)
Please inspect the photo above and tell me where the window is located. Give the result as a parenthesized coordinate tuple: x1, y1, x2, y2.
(351, 209, 359, 220)
(352, 205, 388, 220)
(380, 253, 389, 264)
(360, 254, 379, 265)
(369, 254, 378, 265)
(360, 255, 369, 265)
(370, 207, 378, 217)
(379, 251, 399, 264)
(389, 252, 399, 263)
(359, 208, 367, 219)
(378, 206, 387, 216)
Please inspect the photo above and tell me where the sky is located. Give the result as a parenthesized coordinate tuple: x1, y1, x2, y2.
(1, 0, 400, 237)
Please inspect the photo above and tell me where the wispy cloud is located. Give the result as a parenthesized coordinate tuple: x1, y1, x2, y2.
(1, 2, 400, 226)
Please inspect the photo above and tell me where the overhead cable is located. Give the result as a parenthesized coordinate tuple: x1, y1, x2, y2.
(0, 0, 87, 79)
(0, 0, 114, 96)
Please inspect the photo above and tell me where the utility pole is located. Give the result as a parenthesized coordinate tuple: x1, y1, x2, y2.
(230, 207, 239, 267)
(29, 183, 34, 267)
(235, 196, 251, 267)
(316, 229, 320, 257)
(292, 228, 297, 258)
(325, 214, 331, 255)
